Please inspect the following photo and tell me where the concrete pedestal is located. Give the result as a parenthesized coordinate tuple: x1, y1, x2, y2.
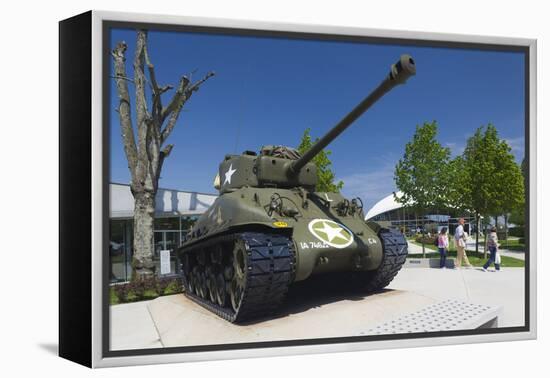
(147, 290, 435, 348)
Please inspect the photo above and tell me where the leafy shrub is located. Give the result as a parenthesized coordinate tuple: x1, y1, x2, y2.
(129, 280, 147, 300)
(497, 231, 507, 241)
(113, 284, 129, 302)
(165, 278, 183, 294)
(508, 227, 525, 238)
(110, 276, 184, 304)
(424, 222, 438, 235)
(415, 234, 438, 245)
(155, 277, 170, 296)
(144, 277, 158, 292)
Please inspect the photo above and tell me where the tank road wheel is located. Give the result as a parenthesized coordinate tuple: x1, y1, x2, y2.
(188, 266, 196, 295)
(215, 273, 228, 307)
(202, 270, 210, 299)
(195, 270, 203, 297)
(197, 272, 206, 299)
(206, 267, 217, 303)
(196, 266, 203, 295)
(181, 254, 194, 294)
(230, 279, 245, 312)
(230, 239, 248, 312)
(210, 246, 223, 265)
(185, 271, 193, 294)
(186, 265, 197, 295)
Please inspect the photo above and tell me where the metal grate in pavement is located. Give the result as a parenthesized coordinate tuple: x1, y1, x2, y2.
(366, 299, 501, 335)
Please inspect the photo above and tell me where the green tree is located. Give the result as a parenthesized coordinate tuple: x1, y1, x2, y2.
(509, 157, 527, 228)
(444, 156, 471, 212)
(297, 128, 344, 192)
(462, 125, 498, 254)
(500, 158, 525, 240)
(461, 124, 524, 254)
(508, 205, 525, 227)
(521, 157, 527, 179)
(394, 121, 450, 256)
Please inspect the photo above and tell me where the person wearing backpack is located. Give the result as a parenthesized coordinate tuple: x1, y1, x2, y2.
(437, 227, 449, 269)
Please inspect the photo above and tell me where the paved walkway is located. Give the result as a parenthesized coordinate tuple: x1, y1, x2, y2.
(407, 241, 427, 255)
(145, 289, 436, 348)
(109, 267, 525, 350)
(464, 241, 526, 261)
(389, 267, 525, 327)
(497, 249, 525, 260)
(110, 301, 162, 350)
(407, 241, 525, 260)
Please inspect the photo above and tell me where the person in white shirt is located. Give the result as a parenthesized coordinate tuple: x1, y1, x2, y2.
(454, 218, 472, 268)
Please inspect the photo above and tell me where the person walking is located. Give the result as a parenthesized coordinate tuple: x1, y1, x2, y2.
(482, 226, 501, 272)
(438, 227, 449, 268)
(454, 218, 472, 268)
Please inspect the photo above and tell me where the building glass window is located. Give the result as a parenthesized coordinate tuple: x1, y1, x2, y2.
(153, 228, 181, 276)
(180, 215, 198, 230)
(109, 215, 200, 283)
(154, 217, 179, 230)
(109, 220, 132, 283)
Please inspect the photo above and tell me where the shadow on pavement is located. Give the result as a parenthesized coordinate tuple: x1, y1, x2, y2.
(239, 273, 393, 325)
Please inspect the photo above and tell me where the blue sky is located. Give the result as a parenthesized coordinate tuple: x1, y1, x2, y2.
(109, 28, 525, 211)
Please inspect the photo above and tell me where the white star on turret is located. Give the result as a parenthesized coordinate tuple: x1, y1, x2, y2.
(223, 164, 237, 185)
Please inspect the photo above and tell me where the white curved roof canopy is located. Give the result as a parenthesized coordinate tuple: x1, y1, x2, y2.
(109, 183, 218, 218)
(364, 191, 405, 220)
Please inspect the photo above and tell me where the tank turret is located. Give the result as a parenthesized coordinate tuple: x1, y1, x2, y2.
(217, 54, 415, 193)
(178, 55, 416, 323)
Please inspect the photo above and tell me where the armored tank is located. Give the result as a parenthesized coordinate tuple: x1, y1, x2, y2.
(177, 54, 416, 322)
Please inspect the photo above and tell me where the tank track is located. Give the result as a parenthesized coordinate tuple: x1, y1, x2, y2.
(179, 232, 295, 323)
(362, 228, 408, 292)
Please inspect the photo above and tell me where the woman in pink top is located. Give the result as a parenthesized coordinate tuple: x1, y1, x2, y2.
(438, 227, 449, 268)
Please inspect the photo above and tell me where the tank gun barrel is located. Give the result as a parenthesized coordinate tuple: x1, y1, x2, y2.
(288, 54, 416, 175)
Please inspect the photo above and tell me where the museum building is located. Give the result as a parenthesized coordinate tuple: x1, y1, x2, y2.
(109, 183, 217, 282)
(110, 186, 472, 283)
(365, 191, 474, 236)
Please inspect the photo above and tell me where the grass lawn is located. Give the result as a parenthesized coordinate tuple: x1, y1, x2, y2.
(407, 240, 524, 267)
(408, 239, 438, 252)
(499, 238, 526, 251)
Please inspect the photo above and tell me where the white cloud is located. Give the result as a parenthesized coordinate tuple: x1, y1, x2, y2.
(445, 142, 465, 157)
(504, 136, 525, 161)
(445, 136, 524, 162)
(339, 163, 397, 211)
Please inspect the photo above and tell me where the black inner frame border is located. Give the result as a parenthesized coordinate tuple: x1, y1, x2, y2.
(101, 19, 531, 359)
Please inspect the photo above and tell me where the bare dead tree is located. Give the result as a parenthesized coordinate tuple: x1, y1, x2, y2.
(111, 30, 214, 279)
